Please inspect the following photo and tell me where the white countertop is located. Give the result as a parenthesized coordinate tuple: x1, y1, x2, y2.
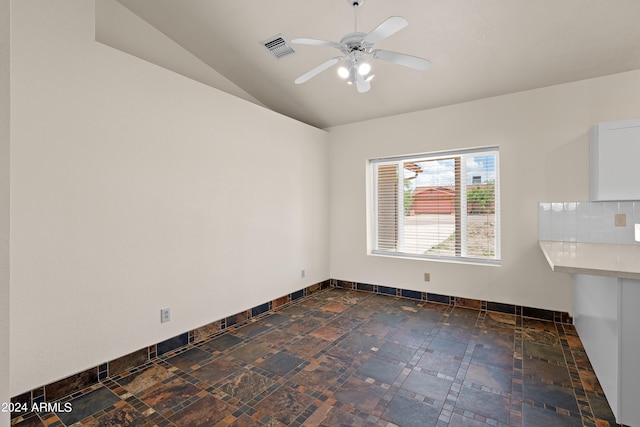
(539, 240, 640, 280)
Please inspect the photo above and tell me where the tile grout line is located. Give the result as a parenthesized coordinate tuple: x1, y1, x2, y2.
(437, 305, 476, 426)
(557, 322, 597, 427)
(511, 315, 524, 427)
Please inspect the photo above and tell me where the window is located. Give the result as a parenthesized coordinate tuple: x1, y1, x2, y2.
(370, 147, 500, 264)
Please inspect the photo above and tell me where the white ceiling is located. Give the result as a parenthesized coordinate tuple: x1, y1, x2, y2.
(114, 0, 640, 129)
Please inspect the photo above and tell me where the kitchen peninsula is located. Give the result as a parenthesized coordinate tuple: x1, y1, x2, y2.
(539, 240, 640, 426)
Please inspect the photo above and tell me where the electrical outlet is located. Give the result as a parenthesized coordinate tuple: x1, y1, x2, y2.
(424, 273, 430, 282)
(161, 308, 170, 323)
(301, 269, 305, 278)
(615, 213, 627, 227)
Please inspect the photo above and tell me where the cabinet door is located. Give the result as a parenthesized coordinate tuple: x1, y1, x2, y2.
(590, 119, 640, 201)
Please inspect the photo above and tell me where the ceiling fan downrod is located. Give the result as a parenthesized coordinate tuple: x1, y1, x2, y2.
(349, 0, 366, 32)
(351, 0, 363, 32)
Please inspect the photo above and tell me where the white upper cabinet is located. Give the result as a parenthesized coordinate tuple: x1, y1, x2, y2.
(590, 119, 640, 201)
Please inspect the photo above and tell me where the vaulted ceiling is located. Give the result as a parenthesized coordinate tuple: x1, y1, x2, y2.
(114, 0, 640, 129)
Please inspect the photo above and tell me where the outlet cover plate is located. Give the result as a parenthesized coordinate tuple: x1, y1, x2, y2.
(161, 308, 170, 323)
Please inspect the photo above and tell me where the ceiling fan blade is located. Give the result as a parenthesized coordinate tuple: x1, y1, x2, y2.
(356, 72, 371, 93)
(363, 16, 408, 45)
(295, 57, 343, 84)
(292, 38, 342, 49)
(372, 49, 431, 70)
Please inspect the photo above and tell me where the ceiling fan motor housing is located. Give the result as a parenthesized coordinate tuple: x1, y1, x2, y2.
(340, 33, 369, 55)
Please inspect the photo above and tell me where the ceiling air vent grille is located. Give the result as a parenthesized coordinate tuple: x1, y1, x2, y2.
(261, 34, 296, 59)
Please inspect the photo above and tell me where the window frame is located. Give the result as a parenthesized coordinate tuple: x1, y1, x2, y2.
(368, 146, 501, 266)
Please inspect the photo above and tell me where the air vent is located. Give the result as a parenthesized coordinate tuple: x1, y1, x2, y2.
(261, 34, 296, 59)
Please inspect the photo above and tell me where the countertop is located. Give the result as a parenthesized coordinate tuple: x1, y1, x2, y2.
(539, 240, 640, 280)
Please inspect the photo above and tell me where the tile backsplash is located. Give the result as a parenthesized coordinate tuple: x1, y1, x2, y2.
(539, 201, 640, 244)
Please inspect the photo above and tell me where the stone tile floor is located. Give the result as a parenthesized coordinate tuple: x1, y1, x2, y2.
(12, 288, 623, 426)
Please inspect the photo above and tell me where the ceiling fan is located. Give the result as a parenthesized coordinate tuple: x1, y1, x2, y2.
(292, 0, 431, 93)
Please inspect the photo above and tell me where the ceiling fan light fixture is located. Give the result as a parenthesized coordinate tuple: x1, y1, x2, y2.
(337, 66, 350, 79)
(357, 62, 371, 75)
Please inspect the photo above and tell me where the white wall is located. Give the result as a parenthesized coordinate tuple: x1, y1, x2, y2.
(1, 0, 11, 422)
(10, 0, 329, 396)
(328, 70, 640, 314)
(94, 0, 264, 107)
